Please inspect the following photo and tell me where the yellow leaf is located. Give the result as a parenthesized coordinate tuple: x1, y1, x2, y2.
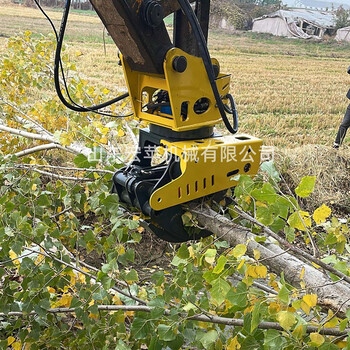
(335, 341, 347, 348)
(77, 272, 86, 284)
(7, 337, 15, 346)
(309, 333, 325, 347)
(300, 267, 305, 279)
(276, 311, 296, 330)
(52, 294, 72, 308)
(232, 244, 247, 258)
(300, 301, 310, 315)
(313, 204, 331, 225)
(112, 295, 123, 305)
(31, 184, 37, 191)
(118, 129, 125, 137)
(227, 336, 241, 350)
(311, 262, 320, 269)
(246, 265, 267, 279)
(89, 312, 99, 319)
(101, 127, 109, 135)
(47, 287, 55, 294)
(268, 302, 281, 315)
(100, 136, 108, 144)
(12, 341, 22, 350)
(9, 250, 20, 266)
(324, 317, 339, 328)
(303, 294, 317, 308)
(292, 325, 304, 339)
(103, 88, 110, 94)
(125, 311, 135, 317)
(188, 246, 195, 259)
(75, 50, 83, 57)
(117, 245, 125, 255)
(237, 259, 245, 270)
(256, 201, 267, 208)
(253, 249, 261, 260)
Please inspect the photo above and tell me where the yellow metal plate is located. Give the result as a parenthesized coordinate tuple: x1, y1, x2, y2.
(149, 134, 263, 210)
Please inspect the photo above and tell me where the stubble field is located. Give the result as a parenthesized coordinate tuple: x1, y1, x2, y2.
(1, 4, 350, 147)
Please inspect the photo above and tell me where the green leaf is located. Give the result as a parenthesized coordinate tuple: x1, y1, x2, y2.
(278, 285, 290, 305)
(213, 255, 227, 274)
(260, 161, 281, 183)
(287, 211, 311, 231)
(264, 329, 287, 349)
(227, 282, 247, 307)
(251, 183, 277, 204)
(284, 226, 295, 243)
(115, 339, 132, 350)
(295, 176, 316, 198)
(157, 324, 177, 342)
(125, 269, 139, 283)
(251, 302, 261, 332)
(177, 243, 190, 259)
(199, 330, 218, 348)
(131, 317, 152, 340)
(319, 343, 339, 350)
(74, 154, 90, 168)
(210, 278, 231, 305)
(204, 248, 217, 264)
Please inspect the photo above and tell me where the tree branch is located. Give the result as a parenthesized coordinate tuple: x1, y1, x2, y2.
(14, 143, 70, 157)
(24, 247, 145, 305)
(0, 305, 348, 337)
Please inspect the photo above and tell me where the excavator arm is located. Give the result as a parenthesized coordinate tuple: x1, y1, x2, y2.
(84, 0, 262, 241)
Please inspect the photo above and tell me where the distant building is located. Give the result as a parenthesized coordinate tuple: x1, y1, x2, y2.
(335, 26, 350, 41)
(252, 9, 335, 39)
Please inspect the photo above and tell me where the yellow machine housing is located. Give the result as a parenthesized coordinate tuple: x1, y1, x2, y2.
(119, 47, 262, 210)
(122, 48, 231, 131)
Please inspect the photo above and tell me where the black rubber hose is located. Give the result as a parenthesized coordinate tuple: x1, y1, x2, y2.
(177, 0, 238, 134)
(54, 0, 129, 113)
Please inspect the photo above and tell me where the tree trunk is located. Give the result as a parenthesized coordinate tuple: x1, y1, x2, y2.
(191, 205, 350, 315)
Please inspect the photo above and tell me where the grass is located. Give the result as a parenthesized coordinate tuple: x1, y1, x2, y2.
(1, 3, 350, 149)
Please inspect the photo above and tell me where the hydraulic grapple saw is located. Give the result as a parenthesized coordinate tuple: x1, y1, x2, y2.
(66, 0, 263, 242)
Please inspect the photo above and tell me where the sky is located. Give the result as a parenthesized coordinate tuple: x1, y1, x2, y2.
(283, 0, 350, 7)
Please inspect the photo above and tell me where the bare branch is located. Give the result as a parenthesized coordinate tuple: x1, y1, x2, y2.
(18, 164, 114, 174)
(16, 167, 93, 182)
(14, 143, 70, 157)
(0, 124, 55, 143)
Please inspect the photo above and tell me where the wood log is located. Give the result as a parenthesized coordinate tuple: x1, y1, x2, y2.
(191, 205, 350, 315)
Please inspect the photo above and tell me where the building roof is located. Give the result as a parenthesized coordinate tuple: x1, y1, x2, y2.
(254, 9, 335, 28)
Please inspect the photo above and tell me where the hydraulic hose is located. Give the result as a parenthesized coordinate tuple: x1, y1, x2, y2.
(54, 0, 129, 114)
